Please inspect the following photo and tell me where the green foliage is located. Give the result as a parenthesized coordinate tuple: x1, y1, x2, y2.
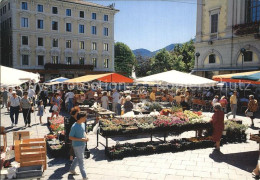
(114, 42, 136, 77)
(135, 55, 152, 77)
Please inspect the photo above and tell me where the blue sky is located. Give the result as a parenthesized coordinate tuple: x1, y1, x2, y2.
(90, 1, 197, 51)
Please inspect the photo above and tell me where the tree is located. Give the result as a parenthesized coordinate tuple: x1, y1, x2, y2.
(114, 42, 136, 77)
(149, 49, 173, 75)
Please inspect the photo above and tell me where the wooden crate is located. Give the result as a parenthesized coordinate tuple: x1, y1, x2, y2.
(14, 131, 30, 162)
(18, 138, 47, 170)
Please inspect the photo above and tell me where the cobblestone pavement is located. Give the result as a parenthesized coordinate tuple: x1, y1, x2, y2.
(0, 107, 259, 180)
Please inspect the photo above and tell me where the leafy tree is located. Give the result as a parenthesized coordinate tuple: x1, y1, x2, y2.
(114, 42, 136, 77)
(135, 58, 152, 77)
(149, 49, 173, 75)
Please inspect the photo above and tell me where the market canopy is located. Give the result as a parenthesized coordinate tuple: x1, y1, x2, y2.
(0, 65, 40, 87)
(64, 73, 134, 83)
(135, 70, 217, 87)
(212, 71, 260, 85)
(44, 77, 69, 85)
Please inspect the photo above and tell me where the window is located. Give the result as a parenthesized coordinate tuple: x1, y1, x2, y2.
(22, 55, 29, 65)
(21, 17, 28, 27)
(246, 0, 260, 23)
(52, 21, 58, 30)
(244, 51, 253, 62)
(37, 4, 43, 12)
(79, 11, 84, 18)
(22, 36, 28, 45)
(21, 2, 28, 10)
(104, 59, 109, 68)
(8, 3, 10, 10)
(79, 41, 84, 49)
(104, 15, 108, 21)
(66, 9, 71, 16)
(92, 13, 96, 19)
(104, 27, 108, 36)
(92, 42, 97, 50)
(66, 23, 71, 32)
(52, 39, 58, 47)
(211, 14, 218, 33)
(38, 55, 44, 66)
(92, 26, 97, 35)
(79, 57, 84, 65)
(37, 19, 43, 29)
(66, 57, 72, 65)
(0, 9, 2, 16)
(52, 56, 58, 64)
(38, 37, 43, 46)
(52, 7, 58, 14)
(79, 24, 84, 33)
(9, 18, 12, 28)
(66, 40, 71, 48)
(92, 58, 97, 68)
(209, 54, 216, 64)
(3, 6, 6, 14)
(104, 43, 108, 51)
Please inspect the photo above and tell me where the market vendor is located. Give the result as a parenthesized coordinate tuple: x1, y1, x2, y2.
(210, 103, 224, 151)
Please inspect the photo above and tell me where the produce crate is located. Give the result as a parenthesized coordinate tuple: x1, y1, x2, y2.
(16, 165, 43, 179)
(18, 138, 47, 170)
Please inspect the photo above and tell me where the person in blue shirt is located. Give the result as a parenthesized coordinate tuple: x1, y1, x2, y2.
(69, 111, 88, 180)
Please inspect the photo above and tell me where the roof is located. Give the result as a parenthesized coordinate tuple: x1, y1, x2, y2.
(56, 0, 119, 11)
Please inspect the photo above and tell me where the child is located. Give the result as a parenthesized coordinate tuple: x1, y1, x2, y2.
(51, 103, 59, 119)
(37, 100, 45, 124)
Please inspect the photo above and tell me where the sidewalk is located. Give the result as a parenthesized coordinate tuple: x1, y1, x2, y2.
(0, 107, 259, 180)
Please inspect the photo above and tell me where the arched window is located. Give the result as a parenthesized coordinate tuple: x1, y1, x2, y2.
(244, 51, 253, 62)
(209, 54, 216, 63)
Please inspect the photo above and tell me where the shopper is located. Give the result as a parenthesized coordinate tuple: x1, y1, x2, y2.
(210, 103, 224, 151)
(20, 91, 33, 127)
(101, 92, 109, 109)
(69, 111, 89, 180)
(50, 93, 63, 114)
(117, 92, 125, 115)
(39, 87, 48, 108)
(8, 91, 21, 127)
(174, 91, 182, 105)
(211, 95, 219, 106)
(180, 95, 190, 111)
(28, 85, 36, 106)
(112, 89, 120, 113)
(149, 90, 156, 102)
(219, 96, 228, 113)
(65, 90, 75, 113)
(1, 87, 8, 108)
(124, 96, 134, 113)
(226, 91, 237, 119)
(37, 100, 45, 124)
(245, 95, 258, 127)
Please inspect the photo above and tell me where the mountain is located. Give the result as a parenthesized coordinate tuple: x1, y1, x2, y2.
(132, 43, 176, 58)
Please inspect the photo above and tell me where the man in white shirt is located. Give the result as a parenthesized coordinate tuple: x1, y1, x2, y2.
(65, 90, 75, 112)
(112, 89, 120, 113)
(8, 91, 21, 127)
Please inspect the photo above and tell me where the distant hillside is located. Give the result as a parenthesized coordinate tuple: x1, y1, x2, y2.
(133, 43, 177, 58)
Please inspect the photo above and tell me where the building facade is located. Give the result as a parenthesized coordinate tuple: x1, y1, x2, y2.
(194, 0, 260, 78)
(0, 0, 118, 81)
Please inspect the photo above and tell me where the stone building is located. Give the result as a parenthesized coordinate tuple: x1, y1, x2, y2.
(194, 0, 260, 78)
(0, 0, 119, 81)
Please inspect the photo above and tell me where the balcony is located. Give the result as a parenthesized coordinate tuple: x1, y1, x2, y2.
(44, 63, 94, 71)
(233, 22, 260, 36)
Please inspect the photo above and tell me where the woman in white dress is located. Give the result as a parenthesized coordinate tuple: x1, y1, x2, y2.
(101, 92, 109, 109)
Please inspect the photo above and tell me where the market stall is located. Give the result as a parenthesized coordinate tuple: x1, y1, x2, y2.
(213, 71, 260, 84)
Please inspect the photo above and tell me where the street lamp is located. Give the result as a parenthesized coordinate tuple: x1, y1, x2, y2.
(240, 48, 246, 70)
(195, 52, 200, 75)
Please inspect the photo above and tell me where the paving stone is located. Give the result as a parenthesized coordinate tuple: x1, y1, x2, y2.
(211, 172, 229, 179)
(165, 175, 184, 180)
(130, 172, 149, 179)
(143, 167, 162, 174)
(193, 171, 211, 178)
(176, 170, 194, 177)
(146, 173, 165, 180)
(170, 164, 186, 170)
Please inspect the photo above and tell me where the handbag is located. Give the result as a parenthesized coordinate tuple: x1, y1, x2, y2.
(246, 111, 253, 117)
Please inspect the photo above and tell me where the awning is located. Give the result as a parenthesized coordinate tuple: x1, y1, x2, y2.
(0, 65, 40, 87)
(44, 77, 69, 85)
(135, 70, 217, 87)
(212, 71, 260, 84)
(64, 73, 134, 83)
